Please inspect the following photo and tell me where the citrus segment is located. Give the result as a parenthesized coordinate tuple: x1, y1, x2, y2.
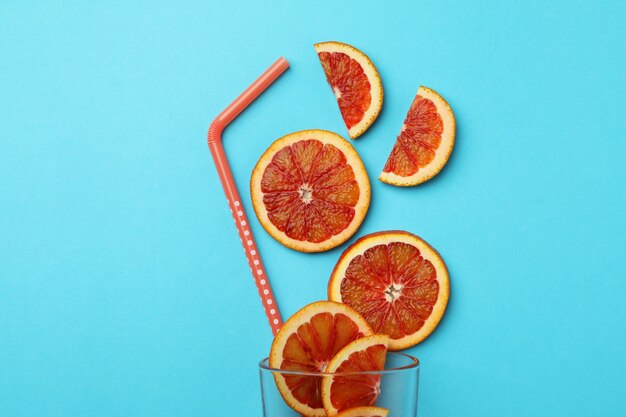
(379, 86, 455, 186)
(328, 231, 449, 350)
(315, 42, 383, 139)
(321, 335, 389, 416)
(251, 130, 370, 252)
(269, 301, 374, 417)
(335, 406, 389, 417)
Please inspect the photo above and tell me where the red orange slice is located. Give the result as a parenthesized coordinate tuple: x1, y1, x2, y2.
(380, 86, 455, 186)
(251, 130, 370, 252)
(321, 335, 389, 416)
(269, 301, 374, 417)
(315, 42, 383, 139)
(328, 231, 449, 350)
(335, 406, 389, 417)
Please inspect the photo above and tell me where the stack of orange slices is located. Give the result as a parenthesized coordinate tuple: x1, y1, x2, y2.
(269, 302, 390, 416)
(269, 301, 378, 416)
(251, 40, 455, 415)
(268, 230, 449, 415)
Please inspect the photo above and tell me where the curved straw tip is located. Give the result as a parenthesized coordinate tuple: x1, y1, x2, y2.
(275, 56, 290, 70)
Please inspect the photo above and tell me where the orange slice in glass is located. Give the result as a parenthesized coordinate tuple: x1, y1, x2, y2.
(269, 301, 374, 417)
(321, 335, 389, 416)
(335, 406, 389, 417)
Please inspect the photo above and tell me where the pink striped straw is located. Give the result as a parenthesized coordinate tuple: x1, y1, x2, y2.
(207, 57, 289, 335)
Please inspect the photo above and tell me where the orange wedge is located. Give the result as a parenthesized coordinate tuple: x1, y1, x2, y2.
(315, 41, 383, 139)
(380, 86, 455, 186)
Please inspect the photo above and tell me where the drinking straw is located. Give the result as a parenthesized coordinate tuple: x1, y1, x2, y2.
(207, 57, 289, 335)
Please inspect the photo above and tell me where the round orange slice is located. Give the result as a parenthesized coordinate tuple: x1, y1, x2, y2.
(335, 406, 389, 417)
(269, 301, 374, 417)
(251, 129, 370, 253)
(315, 41, 383, 139)
(379, 86, 455, 186)
(321, 335, 389, 416)
(328, 231, 450, 350)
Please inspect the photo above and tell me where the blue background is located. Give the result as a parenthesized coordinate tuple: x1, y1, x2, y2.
(1, 1, 625, 416)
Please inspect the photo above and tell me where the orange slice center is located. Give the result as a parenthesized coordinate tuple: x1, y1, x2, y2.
(318, 52, 372, 129)
(383, 94, 443, 176)
(261, 139, 360, 243)
(339, 242, 440, 340)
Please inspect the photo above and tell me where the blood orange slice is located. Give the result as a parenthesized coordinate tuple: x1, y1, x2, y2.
(269, 301, 374, 417)
(315, 42, 383, 139)
(335, 406, 389, 417)
(251, 129, 370, 253)
(328, 231, 449, 350)
(321, 335, 389, 416)
(379, 86, 455, 186)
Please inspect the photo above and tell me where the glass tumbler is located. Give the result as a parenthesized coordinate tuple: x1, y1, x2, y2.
(259, 352, 420, 416)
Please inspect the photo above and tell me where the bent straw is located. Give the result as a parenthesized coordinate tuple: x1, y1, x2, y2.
(208, 57, 289, 336)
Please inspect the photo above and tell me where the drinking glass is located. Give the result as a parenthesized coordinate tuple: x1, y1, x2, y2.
(259, 352, 420, 416)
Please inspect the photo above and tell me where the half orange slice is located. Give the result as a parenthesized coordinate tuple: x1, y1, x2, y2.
(321, 335, 389, 416)
(379, 86, 455, 186)
(269, 301, 374, 417)
(251, 130, 370, 252)
(315, 41, 383, 139)
(328, 231, 449, 350)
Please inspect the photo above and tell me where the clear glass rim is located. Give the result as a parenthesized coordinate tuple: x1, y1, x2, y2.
(259, 352, 420, 376)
